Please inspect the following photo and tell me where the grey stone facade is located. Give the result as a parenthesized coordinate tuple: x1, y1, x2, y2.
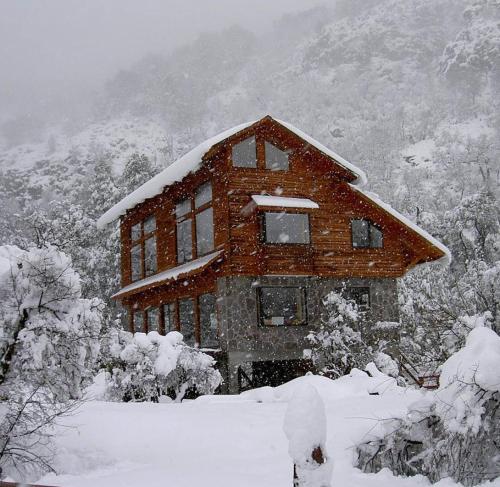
(216, 275, 399, 393)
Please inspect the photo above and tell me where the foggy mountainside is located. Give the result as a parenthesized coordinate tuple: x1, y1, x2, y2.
(1, 0, 500, 485)
(2, 0, 497, 327)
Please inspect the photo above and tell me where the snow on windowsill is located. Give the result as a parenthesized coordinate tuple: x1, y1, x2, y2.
(112, 250, 223, 299)
(348, 184, 451, 266)
(251, 195, 319, 209)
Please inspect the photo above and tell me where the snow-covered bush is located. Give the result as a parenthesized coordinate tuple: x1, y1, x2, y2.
(0, 244, 103, 480)
(357, 327, 500, 486)
(308, 291, 372, 378)
(283, 383, 332, 487)
(105, 330, 222, 402)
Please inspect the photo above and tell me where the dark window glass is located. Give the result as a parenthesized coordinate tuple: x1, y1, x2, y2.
(144, 237, 157, 276)
(176, 218, 193, 264)
(144, 215, 156, 234)
(196, 207, 214, 256)
(265, 141, 289, 171)
(336, 287, 371, 311)
(195, 182, 212, 208)
(232, 136, 257, 168)
(263, 212, 310, 244)
(133, 310, 144, 333)
(179, 298, 195, 346)
(131, 223, 141, 241)
(200, 293, 218, 348)
(351, 219, 383, 248)
(131, 244, 142, 281)
(176, 199, 191, 218)
(147, 307, 160, 332)
(258, 287, 307, 326)
(163, 303, 176, 333)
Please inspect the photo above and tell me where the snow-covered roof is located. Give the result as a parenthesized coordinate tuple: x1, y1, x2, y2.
(251, 195, 319, 209)
(112, 250, 223, 299)
(348, 184, 451, 265)
(97, 116, 365, 228)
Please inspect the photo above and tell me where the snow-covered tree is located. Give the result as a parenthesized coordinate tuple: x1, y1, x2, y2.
(308, 291, 372, 378)
(104, 330, 222, 402)
(0, 245, 102, 480)
(120, 152, 158, 194)
(358, 326, 500, 486)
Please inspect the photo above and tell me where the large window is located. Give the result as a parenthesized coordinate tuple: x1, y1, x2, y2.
(176, 182, 214, 264)
(199, 293, 218, 348)
(232, 136, 257, 168)
(258, 287, 307, 326)
(133, 310, 144, 333)
(130, 215, 157, 282)
(265, 141, 289, 171)
(179, 298, 195, 346)
(262, 212, 310, 244)
(351, 219, 383, 248)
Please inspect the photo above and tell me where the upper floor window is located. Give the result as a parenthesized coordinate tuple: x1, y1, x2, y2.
(176, 182, 214, 264)
(130, 215, 157, 282)
(351, 219, 383, 248)
(265, 141, 289, 171)
(258, 287, 307, 326)
(232, 136, 257, 168)
(262, 212, 310, 244)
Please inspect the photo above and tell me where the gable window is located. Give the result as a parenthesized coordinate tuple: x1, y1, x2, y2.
(130, 215, 157, 282)
(176, 182, 214, 264)
(262, 212, 310, 244)
(199, 293, 218, 348)
(265, 141, 289, 171)
(336, 287, 370, 312)
(232, 136, 257, 168)
(258, 287, 307, 326)
(351, 219, 383, 248)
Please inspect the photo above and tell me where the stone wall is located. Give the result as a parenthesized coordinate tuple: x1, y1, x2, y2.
(216, 275, 400, 392)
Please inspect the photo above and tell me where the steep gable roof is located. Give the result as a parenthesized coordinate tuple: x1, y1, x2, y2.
(96, 116, 366, 228)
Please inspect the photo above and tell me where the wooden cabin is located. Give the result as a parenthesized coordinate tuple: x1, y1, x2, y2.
(97, 116, 449, 393)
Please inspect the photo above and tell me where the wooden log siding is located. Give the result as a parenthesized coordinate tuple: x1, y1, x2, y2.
(116, 117, 445, 328)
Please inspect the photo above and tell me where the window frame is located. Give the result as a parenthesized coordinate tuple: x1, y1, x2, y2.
(175, 180, 214, 264)
(230, 133, 292, 172)
(351, 218, 383, 249)
(257, 286, 308, 327)
(129, 215, 157, 282)
(260, 211, 312, 246)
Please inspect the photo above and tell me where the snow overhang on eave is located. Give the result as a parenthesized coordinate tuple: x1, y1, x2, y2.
(112, 250, 224, 300)
(251, 195, 319, 209)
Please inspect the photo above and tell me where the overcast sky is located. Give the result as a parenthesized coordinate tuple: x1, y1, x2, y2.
(0, 0, 325, 120)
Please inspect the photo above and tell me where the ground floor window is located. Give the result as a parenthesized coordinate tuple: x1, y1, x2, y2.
(163, 303, 176, 333)
(258, 287, 307, 326)
(147, 307, 160, 332)
(199, 293, 218, 348)
(179, 298, 195, 346)
(336, 287, 371, 311)
(129, 293, 219, 347)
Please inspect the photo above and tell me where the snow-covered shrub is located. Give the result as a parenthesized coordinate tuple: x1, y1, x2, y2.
(0, 244, 103, 480)
(283, 383, 332, 487)
(308, 291, 372, 378)
(357, 327, 500, 486)
(105, 330, 222, 402)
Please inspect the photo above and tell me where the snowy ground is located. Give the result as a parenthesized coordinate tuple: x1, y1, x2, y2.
(36, 372, 497, 487)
